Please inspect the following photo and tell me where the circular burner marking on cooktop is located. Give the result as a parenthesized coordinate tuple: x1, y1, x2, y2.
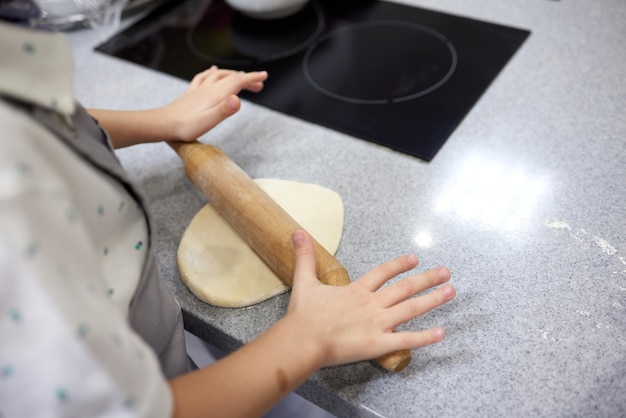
(187, 4, 324, 66)
(303, 20, 457, 104)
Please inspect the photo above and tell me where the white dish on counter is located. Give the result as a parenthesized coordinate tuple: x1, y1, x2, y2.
(224, 0, 309, 19)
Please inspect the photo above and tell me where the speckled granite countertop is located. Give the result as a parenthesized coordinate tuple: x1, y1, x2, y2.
(67, 0, 625, 416)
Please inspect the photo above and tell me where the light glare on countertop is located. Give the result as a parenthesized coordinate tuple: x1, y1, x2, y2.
(434, 154, 548, 231)
(413, 231, 433, 249)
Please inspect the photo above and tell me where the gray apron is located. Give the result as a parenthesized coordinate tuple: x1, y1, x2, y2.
(5, 97, 191, 379)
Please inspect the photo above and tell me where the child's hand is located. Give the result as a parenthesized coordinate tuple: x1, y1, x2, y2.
(168, 230, 454, 416)
(88, 66, 268, 148)
(285, 230, 456, 368)
(163, 66, 268, 142)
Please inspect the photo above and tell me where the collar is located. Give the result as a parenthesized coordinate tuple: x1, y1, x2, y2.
(0, 21, 75, 115)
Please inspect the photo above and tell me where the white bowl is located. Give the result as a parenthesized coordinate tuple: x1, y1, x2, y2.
(224, 0, 309, 19)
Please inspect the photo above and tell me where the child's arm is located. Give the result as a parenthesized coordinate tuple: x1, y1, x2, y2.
(88, 66, 268, 149)
(168, 230, 455, 418)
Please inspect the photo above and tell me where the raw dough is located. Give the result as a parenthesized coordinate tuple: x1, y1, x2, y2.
(177, 178, 344, 308)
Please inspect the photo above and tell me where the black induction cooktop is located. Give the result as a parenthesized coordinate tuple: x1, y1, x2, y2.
(97, 0, 530, 161)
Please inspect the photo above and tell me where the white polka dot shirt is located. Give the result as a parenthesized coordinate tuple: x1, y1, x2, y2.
(0, 22, 173, 417)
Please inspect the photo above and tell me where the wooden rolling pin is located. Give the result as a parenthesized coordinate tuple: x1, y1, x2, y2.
(170, 141, 412, 373)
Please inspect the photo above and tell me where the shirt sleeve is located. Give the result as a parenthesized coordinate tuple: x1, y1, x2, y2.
(0, 101, 174, 417)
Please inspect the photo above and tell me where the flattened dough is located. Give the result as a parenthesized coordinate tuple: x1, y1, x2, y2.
(177, 178, 344, 307)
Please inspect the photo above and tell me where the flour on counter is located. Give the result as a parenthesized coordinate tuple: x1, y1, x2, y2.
(593, 236, 618, 256)
(546, 219, 621, 257)
(545, 219, 625, 279)
(545, 220, 572, 230)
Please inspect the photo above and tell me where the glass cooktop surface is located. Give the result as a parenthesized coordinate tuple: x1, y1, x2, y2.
(97, 0, 530, 161)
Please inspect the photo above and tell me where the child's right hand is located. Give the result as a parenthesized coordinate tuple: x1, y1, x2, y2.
(284, 230, 456, 368)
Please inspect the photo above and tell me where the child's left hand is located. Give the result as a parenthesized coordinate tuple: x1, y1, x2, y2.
(163, 66, 268, 142)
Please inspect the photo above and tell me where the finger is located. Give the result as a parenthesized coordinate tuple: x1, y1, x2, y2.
(247, 70, 268, 83)
(345, 328, 447, 365)
(205, 69, 267, 85)
(237, 70, 268, 85)
(385, 327, 447, 352)
(385, 284, 456, 328)
(202, 67, 239, 82)
(224, 72, 268, 94)
(194, 95, 241, 134)
(377, 266, 451, 307)
(191, 70, 266, 105)
(355, 254, 419, 292)
(291, 230, 318, 289)
(325, 327, 447, 367)
(211, 71, 268, 93)
(245, 80, 266, 93)
(188, 65, 218, 90)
